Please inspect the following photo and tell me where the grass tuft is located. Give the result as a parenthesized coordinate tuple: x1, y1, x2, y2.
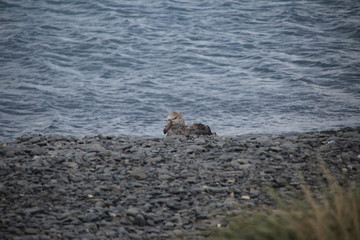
(207, 171, 360, 240)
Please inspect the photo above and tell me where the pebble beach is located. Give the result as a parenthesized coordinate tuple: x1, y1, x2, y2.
(1, 127, 359, 239)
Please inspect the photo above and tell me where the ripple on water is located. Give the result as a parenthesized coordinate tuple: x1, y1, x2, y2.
(0, 0, 359, 143)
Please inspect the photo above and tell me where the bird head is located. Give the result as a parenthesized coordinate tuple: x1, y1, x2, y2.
(163, 112, 185, 134)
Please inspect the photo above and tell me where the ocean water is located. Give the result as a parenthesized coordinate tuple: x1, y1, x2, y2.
(1, 0, 360, 143)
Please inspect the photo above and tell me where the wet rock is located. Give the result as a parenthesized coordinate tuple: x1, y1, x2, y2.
(340, 152, 351, 161)
(166, 200, 187, 210)
(77, 143, 108, 153)
(130, 168, 148, 179)
(7, 226, 23, 235)
(128, 233, 143, 240)
(126, 208, 140, 217)
(134, 214, 146, 226)
(24, 207, 45, 216)
(24, 228, 38, 235)
(80, 212, 100, 222)
(0, 128, 359, 239)
(158, 174, 173, 180)
(270, 146, 282, 152)
(63, 161, 78, 168)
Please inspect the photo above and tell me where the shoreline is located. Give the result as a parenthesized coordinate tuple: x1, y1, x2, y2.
(2, 125, 359, 145)
(1, 127, 359, 239)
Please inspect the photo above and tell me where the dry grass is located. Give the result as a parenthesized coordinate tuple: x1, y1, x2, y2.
(207, 171, 360, 240)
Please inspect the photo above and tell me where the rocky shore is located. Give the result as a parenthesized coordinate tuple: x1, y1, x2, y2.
(1, 127, 359, 240)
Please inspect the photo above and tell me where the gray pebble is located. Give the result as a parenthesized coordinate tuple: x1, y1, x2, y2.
(1, 128, 359, 239)
(134, 214, 146, 226)
(130, 168, 147, 179)
(126, 208, 140, 217)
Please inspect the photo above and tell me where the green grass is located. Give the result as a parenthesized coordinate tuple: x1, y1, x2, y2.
(207, 172, 360, 240)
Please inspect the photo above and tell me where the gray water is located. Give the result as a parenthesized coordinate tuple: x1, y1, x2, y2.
(1, 0, 360, 143)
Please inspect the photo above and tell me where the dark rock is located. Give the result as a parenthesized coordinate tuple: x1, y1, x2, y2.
(0, 128, 359, 239)
(195, 209, 208, 219)
(270, 146, 282, 152)
(77, 144, 108, 153)
(340, 152, 351, 161)
(2, 148, 15, 157)
(134, 214, 146, 226)
(128, 233, 143, 240)
(194, 224, 209, 231)
(130, 168, 147, 179)
(7, 226, 23, 235)
(24, 207, 45, 216)
(82, 212, 100, 222)
(158, 174, 173, 180)
(24, 228, 38, 235)
(166, 200, 187, 210)
(126, 208, 140, 217)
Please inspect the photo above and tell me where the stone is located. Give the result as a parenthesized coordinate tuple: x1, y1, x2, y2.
(7, 226, 23, 235)
(64, 161, 78, 168)
(130, 168, 147, 179)
(341, 152, 351, 161)
(78, 144, 108, 153)
(126, 208, 140, 217)
(128, 233, 143, 240)
(134, 214, 146, 226)
(270, 146, 282, 152)
(0, 128, 359, 239)
(24, 228, 38, 235)
(24, 207, 45, 216)
(158, 174, 173, 180)
(166, 200, 186, 210)
(83, 213, 100, 222)
(241, 195, 251, 200)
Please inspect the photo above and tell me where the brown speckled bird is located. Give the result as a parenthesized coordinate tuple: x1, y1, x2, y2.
(163, 112, 214, 136)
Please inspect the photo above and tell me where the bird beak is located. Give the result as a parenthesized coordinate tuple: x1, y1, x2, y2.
(163, 120, 172, 134)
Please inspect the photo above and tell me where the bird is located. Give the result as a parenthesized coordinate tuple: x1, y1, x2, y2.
(163, 112, 214, 136)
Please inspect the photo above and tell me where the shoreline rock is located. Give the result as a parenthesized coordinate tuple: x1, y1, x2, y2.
(1, 127, 359, 239)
